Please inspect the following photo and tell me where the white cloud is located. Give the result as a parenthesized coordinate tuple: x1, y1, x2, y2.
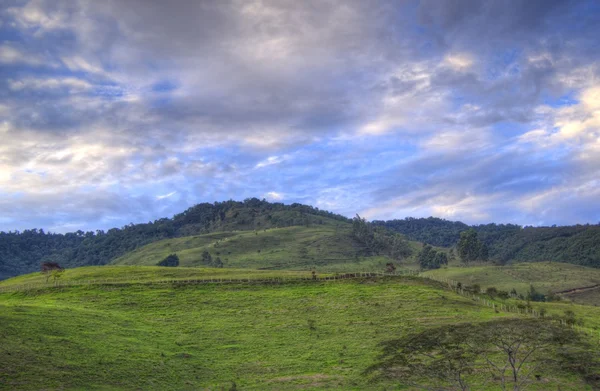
(0, 44, 42, 65)
(8, 77, 92, 91)
(156, 191, 176, 200)
(255, 155, 285, 168)
(264, 191, 283, 201)
(444, 53, 474, 70)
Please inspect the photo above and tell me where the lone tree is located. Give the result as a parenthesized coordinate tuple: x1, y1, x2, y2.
(157, 253, 179, 267)
(41, 262, 63, 283)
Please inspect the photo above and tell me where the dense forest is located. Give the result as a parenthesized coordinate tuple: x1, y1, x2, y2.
(374, 218, 600, 267)
(0, 199, 349, 279)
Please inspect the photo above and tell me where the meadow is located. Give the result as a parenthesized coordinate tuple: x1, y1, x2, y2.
(1, 267, 598, 390)
(423, 262, 600, 304)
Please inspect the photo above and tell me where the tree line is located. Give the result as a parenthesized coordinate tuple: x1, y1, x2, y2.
(374, 217, 600, 267)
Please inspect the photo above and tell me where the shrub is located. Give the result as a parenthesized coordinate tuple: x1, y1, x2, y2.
(158, 254, 179, 267)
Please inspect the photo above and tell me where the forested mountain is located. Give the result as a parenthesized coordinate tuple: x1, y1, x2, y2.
(374, 218, 600, 267)
(0, 199, 349, 279)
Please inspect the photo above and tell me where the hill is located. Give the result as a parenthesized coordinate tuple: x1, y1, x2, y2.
(0, 199, 350, 279)
(112, 225, 420, 271)
(423, 262, 600, 305)
(374, 218, 600, 267)
(2, 267, 599, 390)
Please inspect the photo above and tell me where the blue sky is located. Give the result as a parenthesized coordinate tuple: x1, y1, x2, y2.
(1, 0, 599, 232)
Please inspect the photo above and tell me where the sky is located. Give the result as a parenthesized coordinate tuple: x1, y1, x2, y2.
(0, 0, 599, 233)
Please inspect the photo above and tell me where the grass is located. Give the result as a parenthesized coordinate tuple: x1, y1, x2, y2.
(112, 225, 421, 272)
(423, 262, 600, 304)
(0, 268, 546, 391)
(0, 266, 323, 289)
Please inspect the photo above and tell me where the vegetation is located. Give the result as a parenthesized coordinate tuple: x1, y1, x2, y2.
(370, 319, 599, 390)
(157, 254, 179, 267)
(457, 229, 488, 263)
(4, 200, 600, 281)
(113, 225, 404, 271)
(0, 269, 531, 390)
(374, 218, 600, 267)
(0, 199, 350, 279)
(423, 262, 600, 305)
(418, 244, 448, 270)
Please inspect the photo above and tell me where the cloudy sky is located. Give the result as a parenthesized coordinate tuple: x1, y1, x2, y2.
(1, 0, 599, 232)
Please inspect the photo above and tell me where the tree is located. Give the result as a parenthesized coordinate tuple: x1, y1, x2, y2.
(201, 250, 212, 266)
(369, 319, 595, 391)
(41, 262, 63, 283)
(457, 229, 485, 263)
(157, 253, 179, 267)
(418, 245, 448, 270)
(369, 323, 482, 390)
(212, 256, 223, 268)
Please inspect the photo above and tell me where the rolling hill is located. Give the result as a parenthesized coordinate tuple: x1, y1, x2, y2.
(5, 266, 596, 390)
(112, 225, 423, 272)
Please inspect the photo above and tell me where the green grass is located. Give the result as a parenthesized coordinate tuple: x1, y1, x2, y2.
(112, 226, 400, 271)
(423, 262, 600, 303)
(0, 268, 544, 391)
(0, 266, 323, 289)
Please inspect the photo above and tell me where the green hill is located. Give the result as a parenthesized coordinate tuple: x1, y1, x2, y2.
(423, 262, 600, 305)
(1, 267, 598, 390)
(111, 225, 416, 271)
(0, 199, 351, 279)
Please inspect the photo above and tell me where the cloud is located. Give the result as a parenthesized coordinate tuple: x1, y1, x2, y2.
(0, 0, 599, 231)
(156, 191, 176, 200)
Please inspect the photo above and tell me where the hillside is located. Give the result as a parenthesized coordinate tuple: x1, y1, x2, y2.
(3, 198, 600, 281)
(2, 267, 599, 390)
(423, 262, 600, 305)
(112, 225, 415, 271)
(375, 218, 600, 267)
(0, 199, 350, 279)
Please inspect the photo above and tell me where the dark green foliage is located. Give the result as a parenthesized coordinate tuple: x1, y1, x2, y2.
(372, 217, 470, 247)
(351, 215, 412, 261)
(375, 217, 600, 268)
(497, 290, 509, 299)
(418, 245, 447, 270)
(200, 251, 223, 268)
(485, 286, 497, 298)
(526, 284, 545, 302)
(157, 254, 179, 267)
(457, 229, 486, 263)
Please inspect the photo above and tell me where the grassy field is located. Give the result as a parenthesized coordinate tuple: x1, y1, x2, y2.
(0, 267, 550, 391)
(423, 262, 600, 304)
(4, 267, 600, 389)
(0, 266, 334, 290)
(112, 226, 426, 272)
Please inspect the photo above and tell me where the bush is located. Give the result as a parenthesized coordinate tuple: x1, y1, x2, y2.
(497, 290, 509, 299)
(157, 254, 179, 267)
(486, 287, 498, 298)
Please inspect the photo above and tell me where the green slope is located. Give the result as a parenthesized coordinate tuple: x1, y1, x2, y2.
(112, 225, 399, 271)
(423, 262, 600, 304)
(0, 269, 520, 390)
(2, 267, 598, 390)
